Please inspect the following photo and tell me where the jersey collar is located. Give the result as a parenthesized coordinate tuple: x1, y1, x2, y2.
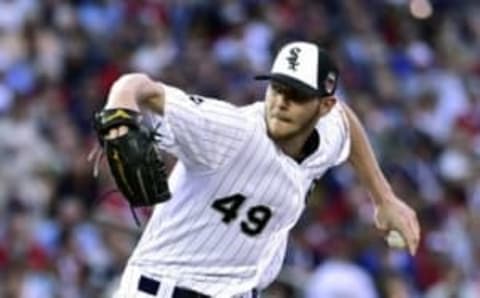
(296, 129, 320, 163)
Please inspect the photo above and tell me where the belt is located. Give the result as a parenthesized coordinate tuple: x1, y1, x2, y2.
(138, 275, 259, 298)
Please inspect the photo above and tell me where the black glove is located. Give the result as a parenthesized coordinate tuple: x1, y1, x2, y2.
(92, 108, 171, 207)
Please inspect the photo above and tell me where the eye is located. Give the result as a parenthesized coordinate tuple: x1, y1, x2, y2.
(271, 83, 294, 97)
(270, 82, 313, 102)
(290, 92, 311, 103)
(271, 82, 284, 94)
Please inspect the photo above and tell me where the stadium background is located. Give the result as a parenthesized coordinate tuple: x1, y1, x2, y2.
(0, 0, 479, 297)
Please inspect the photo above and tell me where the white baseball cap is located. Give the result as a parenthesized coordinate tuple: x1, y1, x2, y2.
(255, 41, 339, 97)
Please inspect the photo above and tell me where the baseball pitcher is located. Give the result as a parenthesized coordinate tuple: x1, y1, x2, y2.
(94, 41, 420, 298)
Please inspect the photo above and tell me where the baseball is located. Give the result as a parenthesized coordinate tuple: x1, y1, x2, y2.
(386, 230, 406, 249)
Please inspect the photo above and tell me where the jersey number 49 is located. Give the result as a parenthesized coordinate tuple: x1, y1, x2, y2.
(211, 194, 272, 236)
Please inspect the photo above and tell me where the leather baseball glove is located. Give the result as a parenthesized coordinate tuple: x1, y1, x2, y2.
(91, 108, 171, 208)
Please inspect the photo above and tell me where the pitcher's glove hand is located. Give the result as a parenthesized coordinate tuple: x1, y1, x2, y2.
(92, 108, 171, 207)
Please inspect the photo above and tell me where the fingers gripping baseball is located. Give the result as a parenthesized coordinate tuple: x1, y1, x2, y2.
(375, 199, 420, 255)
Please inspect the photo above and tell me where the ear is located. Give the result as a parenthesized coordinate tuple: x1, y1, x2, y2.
(318, 96, 337, 116)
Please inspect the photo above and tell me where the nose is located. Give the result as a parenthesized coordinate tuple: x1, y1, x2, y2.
(274, 92, 289, 110)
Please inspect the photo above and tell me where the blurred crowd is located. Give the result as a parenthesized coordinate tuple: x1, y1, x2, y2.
(0, 0, 479, 297)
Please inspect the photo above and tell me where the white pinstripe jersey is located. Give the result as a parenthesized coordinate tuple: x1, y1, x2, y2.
(127, 85, 350, 297)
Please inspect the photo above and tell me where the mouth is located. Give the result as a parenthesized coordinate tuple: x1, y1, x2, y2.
(271, 114, 291, 123)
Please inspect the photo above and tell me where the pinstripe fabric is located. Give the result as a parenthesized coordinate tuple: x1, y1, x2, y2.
(121, 86, 350, 297)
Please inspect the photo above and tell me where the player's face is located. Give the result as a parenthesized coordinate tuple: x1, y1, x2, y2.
(265, 82, 335, 141)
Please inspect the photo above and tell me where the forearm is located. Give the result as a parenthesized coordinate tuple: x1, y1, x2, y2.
(105, 73, 165, 115)
(344, 104, 394, 205)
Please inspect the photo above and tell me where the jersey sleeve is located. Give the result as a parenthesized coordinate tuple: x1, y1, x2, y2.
(149, 84, 253, 171)
(317, 101, 351, 167)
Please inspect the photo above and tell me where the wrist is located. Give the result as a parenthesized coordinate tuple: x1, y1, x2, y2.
(372, 190, 396, 207)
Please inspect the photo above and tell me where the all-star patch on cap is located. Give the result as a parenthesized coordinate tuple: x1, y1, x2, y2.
(255, 41, 339, 97)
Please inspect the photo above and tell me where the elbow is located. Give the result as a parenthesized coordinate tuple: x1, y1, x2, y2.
(104, 73, 151, 110)
(112, 73, 151, 93)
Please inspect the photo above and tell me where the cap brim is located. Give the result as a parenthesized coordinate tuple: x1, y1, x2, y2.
(254, 73, 319, 97)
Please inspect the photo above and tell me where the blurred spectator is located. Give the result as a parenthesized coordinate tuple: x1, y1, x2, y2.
(304, 258, 378, 298)
(425, 256, 478, 298)
(380, 270, 416, 298)
(304, 233, 378, 298)
(0, 0, 479, 297)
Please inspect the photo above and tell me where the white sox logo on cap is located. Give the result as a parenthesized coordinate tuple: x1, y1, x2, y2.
(287, 47, 301, 71)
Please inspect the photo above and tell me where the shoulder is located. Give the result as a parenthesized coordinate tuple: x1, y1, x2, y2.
(316, 101, 349, 131)
(312, 100, 351, 165)
(238, 101, 266, 128)
(239, 101, 265, 118)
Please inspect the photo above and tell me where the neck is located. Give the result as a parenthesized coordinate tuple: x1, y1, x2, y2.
(275, 128, 316, 161)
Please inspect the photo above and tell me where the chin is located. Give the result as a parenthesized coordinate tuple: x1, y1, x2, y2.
(268, 124, 296, 141)
(269, 131, 287, 141)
